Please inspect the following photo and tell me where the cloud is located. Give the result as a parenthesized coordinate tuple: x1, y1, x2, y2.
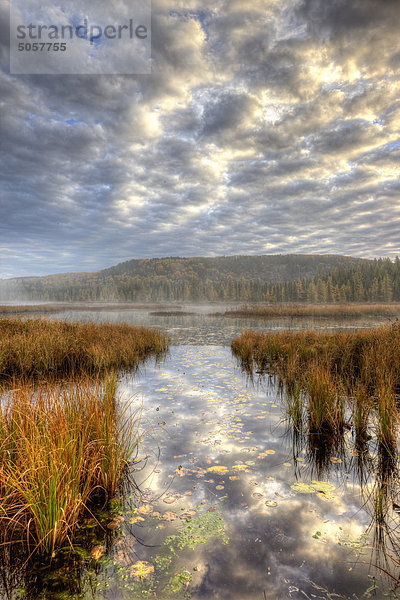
(1, 0, 399, 278)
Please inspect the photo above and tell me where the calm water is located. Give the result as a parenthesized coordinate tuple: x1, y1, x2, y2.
(44, 304, 391, 345)
(2, 307, 400, 599)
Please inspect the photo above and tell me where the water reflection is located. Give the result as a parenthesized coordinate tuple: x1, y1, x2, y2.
(40, 305, 389, 346)
(1, 346, 400, 599)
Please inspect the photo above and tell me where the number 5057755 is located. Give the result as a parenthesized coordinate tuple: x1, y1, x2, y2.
(18, 42, 67, 51)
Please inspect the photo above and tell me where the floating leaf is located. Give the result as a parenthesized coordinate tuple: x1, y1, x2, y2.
(317, 491, 335, 502)
(163, 511, 178, 521)
(311, 481, 335, 493)
(265, 500, 278, 507)
(291, 480, 336, 495)
(207, 466, 229, 474)
(129, 561, 154, 580)
(163, 497, 177, 504)
(130, 515, 145, 524)
(180, 510, 196, 520)
(138, 505, 153, 514)
(291, 482, 315, 494)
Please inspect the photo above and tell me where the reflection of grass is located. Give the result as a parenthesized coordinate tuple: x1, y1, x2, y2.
(353, 383, 372, 442)
(232, 324, 400, 441)
(283, 383, 305, 431)
(0, 317, 168, 381)
(0, 376, 139, 555)
(308, 578, 381, 599)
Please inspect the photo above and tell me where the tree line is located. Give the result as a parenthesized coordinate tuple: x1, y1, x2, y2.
(1, 256, 399, 303)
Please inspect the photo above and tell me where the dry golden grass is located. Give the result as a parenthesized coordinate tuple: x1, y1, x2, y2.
(232, 324, 400, 443)
(0, 318, 167, 555)
(0, 303, 181, 315)
(0, 317, 168, 381)
(224, 303, 400, 319)
(0, 376, 139, 555)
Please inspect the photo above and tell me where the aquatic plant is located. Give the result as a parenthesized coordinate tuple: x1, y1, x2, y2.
(307, 366, 344, 434)
(376, 379, 398, 454)
(283, 382, 305, 432)
(0, 317, 168, 381)
(231, 323, 400, 437)
(0, 376, 140, 554)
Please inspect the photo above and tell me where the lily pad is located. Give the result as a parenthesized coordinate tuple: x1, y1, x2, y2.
(291, 480, 336, 494)
(311, 480, 335, 493)
(207, 466, 229, 474)
(163, 511, 178, 521)
(163, 496, 177, 504)
(291, 482, 316, 493)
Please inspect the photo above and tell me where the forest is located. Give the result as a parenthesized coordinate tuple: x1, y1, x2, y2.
(1, 254, 398, 303)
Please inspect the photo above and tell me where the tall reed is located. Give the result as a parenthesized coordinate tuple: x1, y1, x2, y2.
(307, 366, 344, 434)
(0, 377, 139, 554)
(232, 323, 400, 438)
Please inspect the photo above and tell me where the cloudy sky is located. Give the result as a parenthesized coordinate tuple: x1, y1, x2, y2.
(1, 0, 400, 278)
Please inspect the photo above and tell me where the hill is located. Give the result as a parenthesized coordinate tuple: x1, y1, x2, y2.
(1, 253, 396, 303)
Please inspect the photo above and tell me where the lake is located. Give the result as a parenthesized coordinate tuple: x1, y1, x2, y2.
(2, 306, 399, 599)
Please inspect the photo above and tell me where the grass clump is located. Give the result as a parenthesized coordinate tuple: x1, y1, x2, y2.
(0, 303, 182, 315)
(307, 366, 345, 433)
(223, 303, 400, 319)
(232, 323, 400, 441)
(0, 376, 139, 555)
(0, 318, 168, 381)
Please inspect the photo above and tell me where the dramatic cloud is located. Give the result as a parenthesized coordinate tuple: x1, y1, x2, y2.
(1, 0, 399, 277)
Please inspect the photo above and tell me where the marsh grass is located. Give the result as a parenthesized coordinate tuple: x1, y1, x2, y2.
(353, 383, 373, 442)
(283, 383, 305, 432)
(0, 376, 139, 555)
(0, 318, 168, 381)
(0, 303, 182, 315)
(307, 366, 345, 434)
(232, 324, 400, 439)
(223, 303, 400, 319)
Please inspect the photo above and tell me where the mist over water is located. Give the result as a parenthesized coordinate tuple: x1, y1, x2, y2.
(39, 303, 390, 346)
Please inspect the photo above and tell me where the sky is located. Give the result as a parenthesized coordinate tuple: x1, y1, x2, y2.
(1, 0, 400, 278)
